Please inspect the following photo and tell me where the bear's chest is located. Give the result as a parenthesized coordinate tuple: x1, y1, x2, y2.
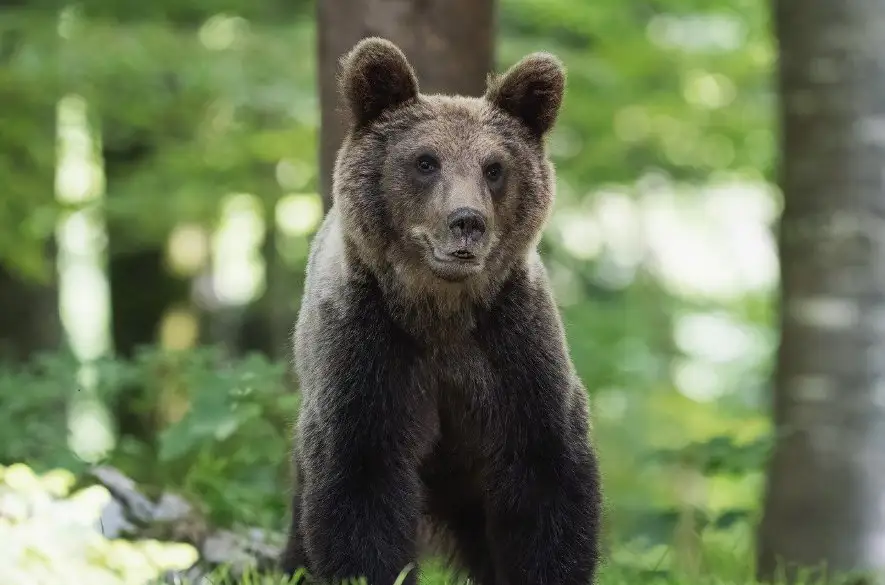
(413, 336, 498, 455)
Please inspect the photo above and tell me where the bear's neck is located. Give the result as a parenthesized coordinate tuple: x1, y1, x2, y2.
(342, 237, 518, 339)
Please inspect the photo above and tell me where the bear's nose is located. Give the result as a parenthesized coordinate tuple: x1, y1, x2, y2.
(447, 207, 487, 243)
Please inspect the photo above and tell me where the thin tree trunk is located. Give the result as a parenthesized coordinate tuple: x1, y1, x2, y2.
(316, 0, 497, 209)
(757, 0, 885, 580)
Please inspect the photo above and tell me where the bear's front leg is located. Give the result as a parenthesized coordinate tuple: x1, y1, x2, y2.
(297, 303, 430, 585)
(476, 279, 602, 585)
(484, 428, 601, 585)
(301, 454, 422, 585)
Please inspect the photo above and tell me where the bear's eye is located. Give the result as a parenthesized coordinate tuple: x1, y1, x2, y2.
(484, 162, 503, 183)
(416, 155, 440, 174)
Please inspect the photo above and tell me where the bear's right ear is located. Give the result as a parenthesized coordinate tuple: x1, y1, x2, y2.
(339, 37, 419, 129)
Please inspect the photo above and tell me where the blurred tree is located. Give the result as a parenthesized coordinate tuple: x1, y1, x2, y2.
(757, 0, 885, 580)
(316, 0, 497, 208)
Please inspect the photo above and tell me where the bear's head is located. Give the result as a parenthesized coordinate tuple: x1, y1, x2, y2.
(333, 37, 564, 310)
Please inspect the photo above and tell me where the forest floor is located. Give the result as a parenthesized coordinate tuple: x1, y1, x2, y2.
(195, 556, 802, 585)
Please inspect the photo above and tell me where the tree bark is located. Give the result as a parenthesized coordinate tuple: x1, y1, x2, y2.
(316, 0, 497, 209)
(757, 0, 885, 580)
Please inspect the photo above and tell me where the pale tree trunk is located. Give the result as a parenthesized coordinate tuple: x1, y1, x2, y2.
(757, 0, 885, 580)
(316, 0, 497, 209)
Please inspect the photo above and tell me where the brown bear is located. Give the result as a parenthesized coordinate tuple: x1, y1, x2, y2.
(280, 37, 602, 585)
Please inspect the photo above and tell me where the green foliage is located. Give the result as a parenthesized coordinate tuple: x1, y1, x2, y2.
(0, 6, 319, 271)
(501, 0, 774, 188)
(0, 351, 97, 472)
(0, 13, 60, 281)
(0, 346, 296, 529)
(648, 435, 772, 477)
(107, 346, 298, 529)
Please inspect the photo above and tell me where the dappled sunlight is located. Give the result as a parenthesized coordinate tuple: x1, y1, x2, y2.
(548, 177, 776, 303)
(55, 94, 109, 362)
(682, 70, 737, 110)
(591, 191, 645, 270)
(674, 312, 765, 366)
(159, 307, 201, 351)
(640, 180, 777, 300)
(275, 193, 324, 237)
(673, 359, 728, 403)
(275, 158, 316, 192)
(199, 14, 250, 51)
(0, 463, 199, 585)
(167, 224, 211, 277)
(67, 365, 115, 463)
(211, 193, 266, 307)
(647, 14, 746, 53)
(555, 214, 602, 260)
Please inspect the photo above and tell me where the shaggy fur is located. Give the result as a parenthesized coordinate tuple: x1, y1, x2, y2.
(280, 37, 602, 585)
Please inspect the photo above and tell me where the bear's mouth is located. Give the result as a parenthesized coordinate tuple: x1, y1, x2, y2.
(421, 236, 485, 282)
(427, 254, 483, 282)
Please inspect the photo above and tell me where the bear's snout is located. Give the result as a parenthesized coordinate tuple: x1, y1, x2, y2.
(447, 207, 487, 246)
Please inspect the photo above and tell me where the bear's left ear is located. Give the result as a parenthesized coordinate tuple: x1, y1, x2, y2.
(339, 37, 419, 129)
(485, 52, 565, 138)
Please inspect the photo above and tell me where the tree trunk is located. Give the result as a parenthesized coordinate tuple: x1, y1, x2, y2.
(107, 246, 190, 360)
(316, 0, 497, 209)
(757, 0, 885, 580)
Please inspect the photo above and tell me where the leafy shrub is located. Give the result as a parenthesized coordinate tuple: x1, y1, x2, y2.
(107, 346, 300, 529)
(0, 346, 299, 530)
(0, 351, 87, 472)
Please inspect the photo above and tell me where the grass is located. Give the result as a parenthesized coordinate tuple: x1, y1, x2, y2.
(187, 545, 885, 585)
(185, 555, 831, 585)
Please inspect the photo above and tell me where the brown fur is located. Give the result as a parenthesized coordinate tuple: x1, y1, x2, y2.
(334, 39, 562, 335)
(281, 38, 602, 585)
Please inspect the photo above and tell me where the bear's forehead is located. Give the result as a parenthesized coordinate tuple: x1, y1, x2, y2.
(387, 95, 516, 159)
